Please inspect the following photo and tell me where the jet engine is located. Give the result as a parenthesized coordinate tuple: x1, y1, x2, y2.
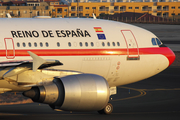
(23, 74, 110, 112)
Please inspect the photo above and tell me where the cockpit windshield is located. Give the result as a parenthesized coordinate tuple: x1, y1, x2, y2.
(156, 38, 162, 45)
(152, 38, 157, 45)
(151, 38, 163, 46)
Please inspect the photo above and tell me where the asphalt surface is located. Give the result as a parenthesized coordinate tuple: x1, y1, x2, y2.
(132, 23, 180, 51)
(0, 66, 180, 120)
(132, 23, 180, 42)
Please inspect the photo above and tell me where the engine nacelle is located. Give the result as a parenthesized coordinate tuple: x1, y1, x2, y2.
(23, 74, 110, 111)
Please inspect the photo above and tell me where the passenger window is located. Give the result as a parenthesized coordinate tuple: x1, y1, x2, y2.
(57, 42, 60, 47)
(68, 42, 71, 47)
(156, 38, 162, 45)
(79, 42, 83, 47)
(107, 42, 110, 46)
(17, 42, 20, 47)
(40, 42, 43, 47)
(152, 38, 157, 45)
(112, 42, 115, 46)
(102, 42, 105, 46)
(117, 42, 120, 46)
(45, 42, 49, 47)
(34, 42, 37, 47)
(85, 42, 88, 47)
(23, 42, 26, 47)
(28, 42, 31, 47)
(91, 42, 94, 47)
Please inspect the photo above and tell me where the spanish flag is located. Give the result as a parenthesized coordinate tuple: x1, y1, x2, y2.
(94, 27, 103, 32)
(94, 27, 106, 40)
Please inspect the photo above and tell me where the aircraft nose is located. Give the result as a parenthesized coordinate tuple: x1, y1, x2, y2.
(165, 47, 176, 66)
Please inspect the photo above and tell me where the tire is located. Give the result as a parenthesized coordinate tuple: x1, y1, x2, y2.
(49, 104, 55, 109)
(98, 103, 113, 115)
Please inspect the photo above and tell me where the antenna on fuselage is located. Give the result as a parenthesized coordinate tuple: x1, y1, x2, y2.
(6, 13, 12, 18)
(92, 13, 96, 19)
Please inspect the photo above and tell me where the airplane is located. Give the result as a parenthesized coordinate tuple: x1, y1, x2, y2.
(0, 17, 175, 115)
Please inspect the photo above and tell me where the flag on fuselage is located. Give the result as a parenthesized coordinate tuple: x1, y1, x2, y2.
(94, 27, 106, 40)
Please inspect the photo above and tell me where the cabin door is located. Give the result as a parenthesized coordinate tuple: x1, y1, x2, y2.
(4, 38, 15, 59)
(121, 30, 139, 59)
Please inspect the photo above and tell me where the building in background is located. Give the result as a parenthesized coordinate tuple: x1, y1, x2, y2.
(47, 1, 68, 17)
(69, 2, 113, 17)
(0, 0, 179, 18)
(68, 1, 180, 18)
(0, 0, 68, 18)
(0, 1, 52, 18)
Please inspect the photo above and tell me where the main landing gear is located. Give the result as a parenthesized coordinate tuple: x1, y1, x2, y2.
(98, 103, 113, 115)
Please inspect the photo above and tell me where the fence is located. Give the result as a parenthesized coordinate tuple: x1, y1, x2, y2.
(99, 16, 180, 24)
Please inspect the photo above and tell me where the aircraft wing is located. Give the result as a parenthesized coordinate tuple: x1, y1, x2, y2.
(0, 51, 63, 78)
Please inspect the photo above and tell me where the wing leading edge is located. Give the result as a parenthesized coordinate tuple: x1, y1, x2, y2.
(0, 51, 63, 78)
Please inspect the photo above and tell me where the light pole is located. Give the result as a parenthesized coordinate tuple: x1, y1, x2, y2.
(18, 8, 19, 18)
(77, 0, 79, 17)
(173, 10, 175, 21)
(134, 9, 135, 21)
(30, 9, 32, 18)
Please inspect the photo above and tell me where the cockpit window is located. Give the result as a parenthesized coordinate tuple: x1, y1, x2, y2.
(152, 38, 157, 45)
(156, 38, 162, 45)
(152, 38, 163, 47)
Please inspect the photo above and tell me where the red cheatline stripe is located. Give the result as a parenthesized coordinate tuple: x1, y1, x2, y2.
(0, 49, 127, 56)
(140, 47, 175, 66)
(0, 47, 173, 56)
(0, 47, 175, 66)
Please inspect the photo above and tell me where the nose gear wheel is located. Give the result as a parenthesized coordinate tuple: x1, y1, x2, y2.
(98, 103, 113, 115)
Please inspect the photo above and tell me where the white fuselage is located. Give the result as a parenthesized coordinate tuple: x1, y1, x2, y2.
(0, 18, 175, 92)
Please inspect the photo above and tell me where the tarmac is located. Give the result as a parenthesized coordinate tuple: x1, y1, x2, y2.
(132, 23, 180, 51)
(132, 23, 180, 42)
(0, 66, 180, 120)
(0, 23, 180, 120)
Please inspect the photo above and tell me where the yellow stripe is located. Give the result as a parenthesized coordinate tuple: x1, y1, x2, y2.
(95, 28, 103, 32)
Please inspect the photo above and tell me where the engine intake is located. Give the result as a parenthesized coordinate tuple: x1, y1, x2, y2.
(23, 74, 110, 111)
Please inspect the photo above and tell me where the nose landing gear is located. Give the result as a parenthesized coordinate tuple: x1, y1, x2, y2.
(98, 103, 113, 115)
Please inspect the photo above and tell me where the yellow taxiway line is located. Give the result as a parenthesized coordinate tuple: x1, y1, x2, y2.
(112, 87, 180, 101)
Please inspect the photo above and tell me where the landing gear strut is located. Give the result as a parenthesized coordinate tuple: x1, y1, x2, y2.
(98, 103, 113, 115)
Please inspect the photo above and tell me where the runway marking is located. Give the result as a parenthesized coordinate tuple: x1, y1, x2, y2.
(111, 86, 146, 101)
(143, 88, 180, 91)
(112, 111, 180, 115)
(111, 87, 180, 102)
(0, 113, 24, 116)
